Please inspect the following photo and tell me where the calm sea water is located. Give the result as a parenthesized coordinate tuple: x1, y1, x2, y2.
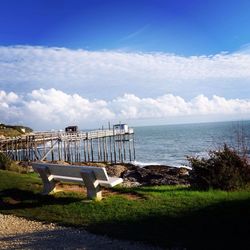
(133, 120, 250, 167)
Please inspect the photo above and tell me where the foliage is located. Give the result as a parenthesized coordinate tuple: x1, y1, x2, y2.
(188, 144, 250, 190)
(0, 152, 12, 170)
(0, 170, 249, 249)
(0, 152, 28, 173)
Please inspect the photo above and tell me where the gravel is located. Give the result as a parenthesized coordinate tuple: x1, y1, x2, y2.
(0, 214, 161, 250)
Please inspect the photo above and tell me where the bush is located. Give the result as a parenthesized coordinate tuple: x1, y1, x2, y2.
(0, 152, 28, 173)
(0, 152, 12, 170)
(188, 145, 250, 190)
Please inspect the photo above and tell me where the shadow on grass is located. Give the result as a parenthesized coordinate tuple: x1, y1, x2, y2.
(0, 188, 83, 210)
(87, 197, 250, 249)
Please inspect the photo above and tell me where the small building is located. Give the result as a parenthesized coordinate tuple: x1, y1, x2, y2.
(65, 126, 78, 133)
(113, 124, 129, 133)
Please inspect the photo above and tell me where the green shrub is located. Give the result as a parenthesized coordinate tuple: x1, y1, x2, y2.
(0, 152, 28, 173)
(188, 145, 250, 190)
(0, 152, 12, 170)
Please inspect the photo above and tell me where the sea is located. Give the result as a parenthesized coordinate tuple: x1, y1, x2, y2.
(132, 120, 250, 167)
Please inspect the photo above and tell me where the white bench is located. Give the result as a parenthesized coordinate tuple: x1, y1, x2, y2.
(32, 162, 123, 200)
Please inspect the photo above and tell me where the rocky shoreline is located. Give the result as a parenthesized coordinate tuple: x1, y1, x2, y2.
(105, 163, 191, 187)
(18, 161, 191, 187)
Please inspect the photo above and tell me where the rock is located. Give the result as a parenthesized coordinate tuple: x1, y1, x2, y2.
(121, 180, 141, 188)
(123, 164, 190, 186)
(177, 167, 190, 176)
(106, 165, 127, 177)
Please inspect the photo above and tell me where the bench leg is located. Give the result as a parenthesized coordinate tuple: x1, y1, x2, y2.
(86, 188, 102, 201)
(42, 180, 56, 195)
(36, 168, 56, 195)
(81, 171, 102, 200)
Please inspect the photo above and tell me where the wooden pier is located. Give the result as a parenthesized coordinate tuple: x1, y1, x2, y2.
(0, 126, 135, 164)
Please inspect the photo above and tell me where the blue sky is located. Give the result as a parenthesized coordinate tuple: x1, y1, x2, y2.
(1, 0, 250, 55)
(0, 0, 250, 129)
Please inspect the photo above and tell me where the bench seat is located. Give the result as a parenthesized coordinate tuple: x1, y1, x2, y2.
(50, 175, 123, 188)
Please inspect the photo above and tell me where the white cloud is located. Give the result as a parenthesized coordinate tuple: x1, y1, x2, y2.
(0, 88, 250, 130)
(1, 45, 250, 100)
(1, 45, 250, 129)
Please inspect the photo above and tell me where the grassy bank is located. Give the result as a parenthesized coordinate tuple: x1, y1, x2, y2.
(0, 170, 249, 249)
(0, 123, 32, 137)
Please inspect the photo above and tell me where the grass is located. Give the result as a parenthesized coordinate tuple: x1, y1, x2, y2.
(0, 170, 250, 249)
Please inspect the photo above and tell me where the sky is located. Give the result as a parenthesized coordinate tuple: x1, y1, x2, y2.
(0, 0, 250, 130)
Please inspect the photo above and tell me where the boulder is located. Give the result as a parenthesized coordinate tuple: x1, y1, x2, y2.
(106, 164, 127, 177)
(123, 164, 190, 186)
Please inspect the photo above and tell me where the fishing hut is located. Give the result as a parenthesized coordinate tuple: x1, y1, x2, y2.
(65, 126, 78, 133)
(0, 124, 135, 164)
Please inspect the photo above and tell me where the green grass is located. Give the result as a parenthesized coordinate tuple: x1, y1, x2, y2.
(0, 170, 250, 249)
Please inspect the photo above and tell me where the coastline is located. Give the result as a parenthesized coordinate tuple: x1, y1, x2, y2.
(18, 160, 191, 187)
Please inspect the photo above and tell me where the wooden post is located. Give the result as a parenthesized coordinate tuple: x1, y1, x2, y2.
(129, 135, 132, 162)
(22, 139, 25, 161)
(51, 137, 54, 162)
(102, 137, 106, 162)
(67, 140, 70, 162)
(69, 139, 73, 163)
(118, 134, 121, 162)
(123, 134, 126, 161)
(113, 126, 117, 163)
(132, 133, 136, 161)
(58, 139, 61, 161)
(43, 135, 46, 161)
(109, 122, 113, 163)
(86, 133, 90, 162)
(63, 141, 66, 161)
(60, 139, 63, 162)
(83, 139, 87, 162)
(90, 138, 94, 162)
(28, 136, 31, 161)
(74, 139, 77, 163)
(77, 140, 80, 162)
(104, 131, 108, 162)
(97, 136, 100, 161)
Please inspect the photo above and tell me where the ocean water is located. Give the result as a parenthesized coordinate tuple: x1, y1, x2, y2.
(133, 120, 250, 167)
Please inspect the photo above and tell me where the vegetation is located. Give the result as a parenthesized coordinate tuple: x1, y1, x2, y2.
(0, 152, 12, 170)
(0, 123, 33, 137)
(0, 170, 249, 249)
(188, 144, 250, 190)
(0, 152, 28, 173)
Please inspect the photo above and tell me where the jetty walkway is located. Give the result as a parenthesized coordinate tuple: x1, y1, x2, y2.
(0, 127, 135, 164)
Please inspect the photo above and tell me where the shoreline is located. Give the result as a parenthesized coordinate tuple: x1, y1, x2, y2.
(17, 160, 191, 187)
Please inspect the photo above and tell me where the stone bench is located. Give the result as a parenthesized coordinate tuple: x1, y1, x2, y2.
(32, 162, 123, 200)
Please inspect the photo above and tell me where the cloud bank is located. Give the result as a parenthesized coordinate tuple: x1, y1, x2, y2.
(1, 46, 250, 129)
(1, 88, 250, 130)
(1, 45, 250, 99)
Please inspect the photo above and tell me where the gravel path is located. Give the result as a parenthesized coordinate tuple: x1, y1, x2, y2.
(0, 214, 161, 250)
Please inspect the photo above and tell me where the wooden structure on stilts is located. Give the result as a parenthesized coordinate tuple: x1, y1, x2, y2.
(0, 125, 135, 164)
